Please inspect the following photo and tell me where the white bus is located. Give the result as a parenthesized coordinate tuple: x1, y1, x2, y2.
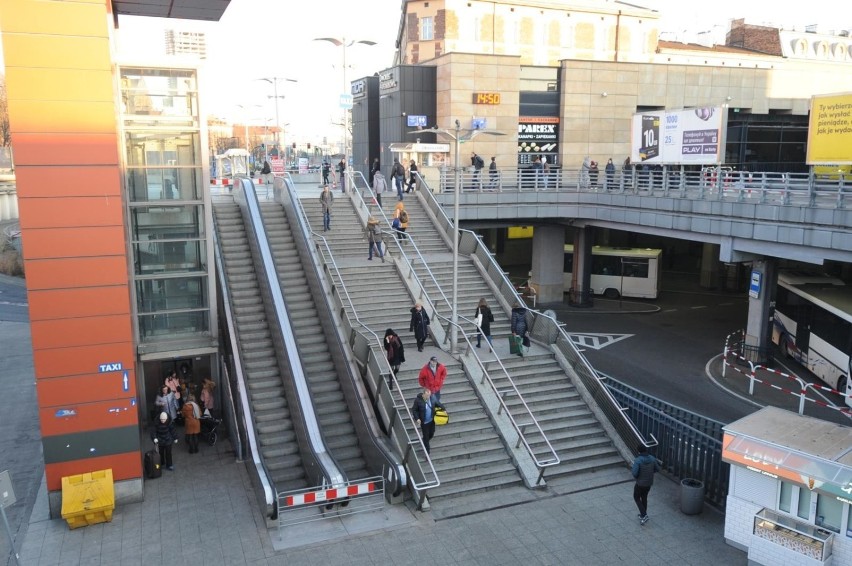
(772, 271, 852, 406)
(563, 245, 662, 299)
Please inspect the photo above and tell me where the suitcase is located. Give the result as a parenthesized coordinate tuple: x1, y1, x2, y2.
(145, 448, 162, 479)
(509, 334, 523, 356)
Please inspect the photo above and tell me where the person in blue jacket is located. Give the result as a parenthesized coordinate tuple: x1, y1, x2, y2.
(632, 445, 661, 524)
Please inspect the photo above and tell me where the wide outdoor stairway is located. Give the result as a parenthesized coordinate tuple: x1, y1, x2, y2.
(300, 194, 525, 500)
(212, 199, 307, 492)
(257, 201, 370, 481)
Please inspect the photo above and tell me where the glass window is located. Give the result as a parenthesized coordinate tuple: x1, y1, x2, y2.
(421, 17, 434, 41)
(125, 131, 201, 168)
(130, 206, 205, 241)
(126, 167, 202, 202)
(622, 258, 649, 278)
(592, 255, 621, 276)
(120, 68, 198, 122)
(779, 481, 793, 513)
(847, 505, 852, 538)
(138, 310, 209, 339)
(797, 488, 812, 520)
(135, 276, 208, 314)
(815, 494, 842, 534)
(133, 240, 207, 276)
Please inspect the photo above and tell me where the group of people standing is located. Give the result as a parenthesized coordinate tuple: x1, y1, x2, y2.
(371, 158, 418, 201)
(152, 368, 216, 470)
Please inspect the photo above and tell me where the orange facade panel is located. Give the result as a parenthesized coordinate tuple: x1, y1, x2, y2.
(34, 342, 134, 379)
(9, 100, 118, 135)
(1, 34, 111, 71)
(45, 452, 141, 492)
(37, 371, 137, 406)
(5, 67, 115, 102)
(25, 256, 130, 290)
(31, 314, 133, 350)
(11, 132, 118, 166)
(24, 226, 129, 261)
(1, 0, 110, 38)
(40, 397, 138, 436)
(18, 196, 124, 230)
(14, 166, 121, 198)
(29, 285, 131, 320)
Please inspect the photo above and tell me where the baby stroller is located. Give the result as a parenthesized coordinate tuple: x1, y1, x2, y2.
(199, 410, 221, 446)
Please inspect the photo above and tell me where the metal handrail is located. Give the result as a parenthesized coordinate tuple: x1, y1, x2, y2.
(420, 185, 656, 452)
(212, 211, 276, 518)
(284, 177, 441, 495)
(352, 173, 560, 480)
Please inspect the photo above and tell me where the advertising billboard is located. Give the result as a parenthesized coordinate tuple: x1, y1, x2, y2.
(806, 92, 852, 165)
(631, 106, 727, 165)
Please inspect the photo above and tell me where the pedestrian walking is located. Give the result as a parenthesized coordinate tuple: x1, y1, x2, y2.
(319, 184, 333, 231)
(384, 328, 405, 376)
(470, 152, 484, 188)
(337, 158, 347, 193)
(409, 302, 430, 352)
(322, 161, 331, 185)
(181, 394, 201, 454)
(411, 387, 445, 454)
(369, 157, 380, 185)
(510, 301, 529, 357)
(487, 156, 498, 189)
(406, 160, 418, 192)
(373, 170, 387, 208)
(418, 356, 447, 403)
(632, 445, 661, 524)
(474, 297, 495, 351)
(391, 158, 405, 200)
(393, 202, 409, 242)
(605, 158, 616, 190)
(365, 217, 385, 262)
(152, 412, 177, 471)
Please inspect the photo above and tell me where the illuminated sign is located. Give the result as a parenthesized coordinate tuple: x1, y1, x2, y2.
(473, 92, 501, 105)
(379, 69, 398, 92)
(351, 79, 367, 99)
(407, 115, 427, 127)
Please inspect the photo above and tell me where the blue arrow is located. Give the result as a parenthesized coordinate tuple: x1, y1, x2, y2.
(122, 371, 129, 391)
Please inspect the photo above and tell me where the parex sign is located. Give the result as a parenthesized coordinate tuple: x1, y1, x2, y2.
(631, 106, 727, 165)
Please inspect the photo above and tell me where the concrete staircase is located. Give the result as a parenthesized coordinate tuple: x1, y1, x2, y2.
(212, 199, 307, 492)
(257, 202, 370, 480)
(300, 195, 525, 500)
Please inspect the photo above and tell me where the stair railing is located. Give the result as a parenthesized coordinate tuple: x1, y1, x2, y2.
(279, 176, 441, 502)
(212, 223, 276, 519)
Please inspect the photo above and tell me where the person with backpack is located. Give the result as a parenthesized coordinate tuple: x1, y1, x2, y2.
(391, 158, 405, 200)
(632, 445, 661, 525)
(372, 170, 387, 207)
(406, 160, 418, 193)
(365, 217, 385, 262)
(394, 202, 409, 242)
(471, 152, 485, 188)
(321, 161, 330, 185)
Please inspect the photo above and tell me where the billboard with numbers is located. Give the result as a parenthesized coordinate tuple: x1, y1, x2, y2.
(807, 92, 852, 165)
(631, 106, 728, 165)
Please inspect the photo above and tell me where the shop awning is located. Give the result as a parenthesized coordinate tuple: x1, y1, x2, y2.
(388, 143, 450, 153)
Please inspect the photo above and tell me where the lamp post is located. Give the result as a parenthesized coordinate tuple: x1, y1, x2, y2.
(256, 77, 297, 154)
(409, 122, 504, 353)
(235, 104, 261, 154)
(313, 37, 376, 170)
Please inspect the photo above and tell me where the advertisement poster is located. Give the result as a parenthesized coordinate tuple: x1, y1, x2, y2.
(806, 92, 852, 165)
(631, 106, 727, 165)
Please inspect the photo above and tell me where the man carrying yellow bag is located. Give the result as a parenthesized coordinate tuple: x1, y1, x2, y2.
(411, 387, 447, 454)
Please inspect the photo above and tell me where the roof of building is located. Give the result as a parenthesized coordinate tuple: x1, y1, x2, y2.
(657, 39, 779, 57)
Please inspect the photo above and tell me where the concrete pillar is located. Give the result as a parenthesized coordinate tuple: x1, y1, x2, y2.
(0, 192, 9, 221)
(570, 227, 594, 307)
(700, 242, 719, 289)
(745, 258, 776, 364)
(530, 225, 566, 303)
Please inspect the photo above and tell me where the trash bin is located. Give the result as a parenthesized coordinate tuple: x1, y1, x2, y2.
(680, 478, 705, 515)
(61, 469, 115, 529)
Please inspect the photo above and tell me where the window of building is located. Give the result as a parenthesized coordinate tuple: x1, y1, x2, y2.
(421, 17, 434, 41)
(847, 505, 852, 538)
(779, 481, 793, 513)
(815, 494, 842, 534)
(797, 488, 812, 520)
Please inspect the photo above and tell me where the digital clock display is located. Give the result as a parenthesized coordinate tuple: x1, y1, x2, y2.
(472, 92, 501, 105)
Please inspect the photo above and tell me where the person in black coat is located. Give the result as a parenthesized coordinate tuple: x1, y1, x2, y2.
(510, 301, 530, 356)
(384, 328, 405, 375)
(409, 302, 430, 352)
(411, 387, 445, 454)
(152, 412, 177, 471)
(474, 297, 495, 350)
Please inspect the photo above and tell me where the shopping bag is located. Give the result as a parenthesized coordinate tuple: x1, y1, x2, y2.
(434, 407, 449, 426)
(509, 334, 523, 355)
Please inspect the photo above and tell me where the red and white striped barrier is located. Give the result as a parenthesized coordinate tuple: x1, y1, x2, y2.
(283, 481, 376, 507)
(210, 178, 231, 186)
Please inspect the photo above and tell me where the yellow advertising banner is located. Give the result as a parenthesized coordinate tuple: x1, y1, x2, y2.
(807, 92, 852, 165)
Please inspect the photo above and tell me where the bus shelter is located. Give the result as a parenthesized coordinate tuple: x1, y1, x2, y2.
(722, 406, 852, 565)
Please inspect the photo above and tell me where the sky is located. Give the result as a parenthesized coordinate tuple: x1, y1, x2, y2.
(2, 0, 850, 142)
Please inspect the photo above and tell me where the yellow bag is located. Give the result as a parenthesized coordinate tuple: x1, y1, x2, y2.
(434, 407, 449, 426)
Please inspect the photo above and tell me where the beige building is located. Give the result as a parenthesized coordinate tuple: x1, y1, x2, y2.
(389, 0, 852, 169)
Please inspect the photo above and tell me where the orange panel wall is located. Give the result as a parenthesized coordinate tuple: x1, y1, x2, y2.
(0, 0, 140, 493)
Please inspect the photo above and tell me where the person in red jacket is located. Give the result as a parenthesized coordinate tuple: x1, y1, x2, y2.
(418, 356, 447, 403)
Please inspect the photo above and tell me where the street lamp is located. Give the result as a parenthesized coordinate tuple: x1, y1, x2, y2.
(313, 37, 376, 175)
(256, 77, 297, 153)
(409, 121, 505, 353)
(236, 104, 262, 153)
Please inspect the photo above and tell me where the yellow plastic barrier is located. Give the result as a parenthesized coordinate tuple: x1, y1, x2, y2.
(60, 469, 115, 529)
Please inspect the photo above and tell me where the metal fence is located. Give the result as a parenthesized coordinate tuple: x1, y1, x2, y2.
(604, 375, 729, 509)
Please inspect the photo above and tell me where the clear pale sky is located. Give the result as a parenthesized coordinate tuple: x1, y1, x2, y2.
(2, 1, 850, 141)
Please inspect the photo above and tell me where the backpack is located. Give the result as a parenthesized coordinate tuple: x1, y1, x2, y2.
(475, 155, 484, 168)
(399, 209, 409, 223)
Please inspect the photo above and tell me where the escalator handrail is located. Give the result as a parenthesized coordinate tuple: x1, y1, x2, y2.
(234, 177, 346, 488)
(211, 218, 275, 517)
